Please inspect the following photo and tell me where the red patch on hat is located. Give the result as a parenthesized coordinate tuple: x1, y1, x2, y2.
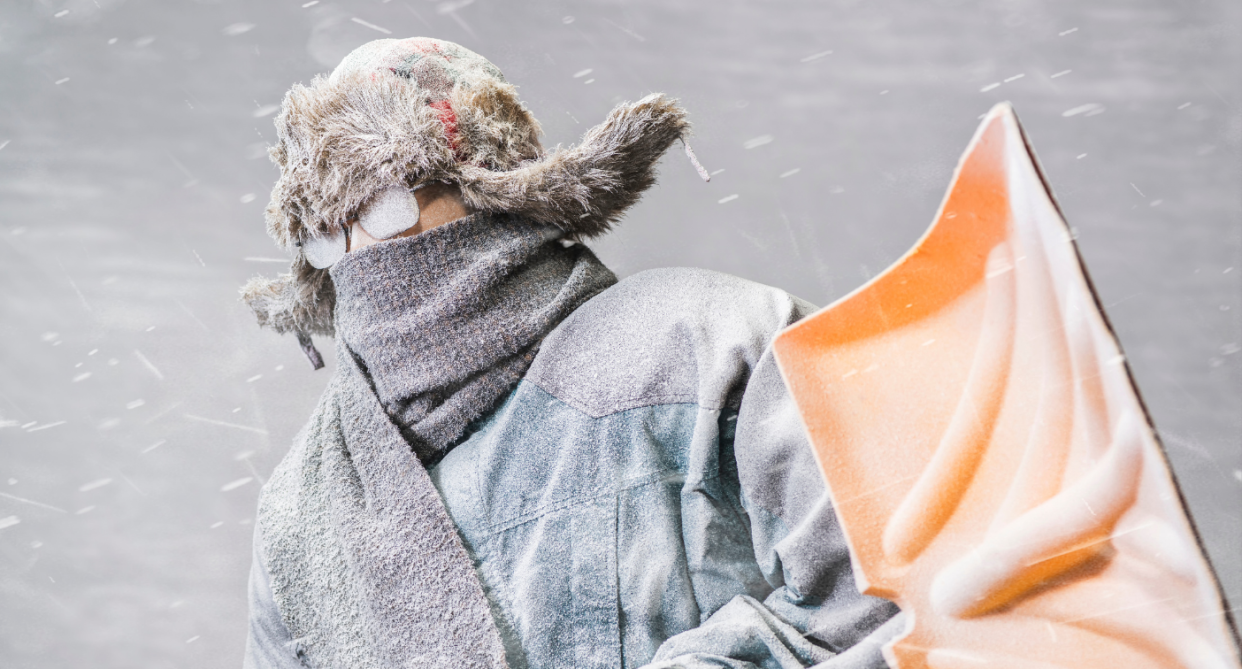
(429, 99, 464, 159)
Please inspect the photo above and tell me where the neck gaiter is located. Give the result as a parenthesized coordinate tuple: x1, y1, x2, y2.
(329, 212, 617, 463)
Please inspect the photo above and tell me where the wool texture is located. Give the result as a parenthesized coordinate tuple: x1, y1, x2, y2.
(330, 211, 617, 464)
(258, 342, 509, 669)
(240, 37, 691, 341)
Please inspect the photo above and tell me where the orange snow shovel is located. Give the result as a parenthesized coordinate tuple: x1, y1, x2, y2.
(773, 103, 1241, 669)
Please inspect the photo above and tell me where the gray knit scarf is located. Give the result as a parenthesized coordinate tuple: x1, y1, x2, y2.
(330, 211, 617, 464)
(257, 213, 615, 669)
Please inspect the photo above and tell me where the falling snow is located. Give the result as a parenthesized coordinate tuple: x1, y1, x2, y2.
(351, 17, 392, 35)
(220, 477, 254, 492)
(1062, 103, 1106, 117)
(78, 479, 113, 492)
(0, 3, 1236, 666)
(222, 23, 255, 36)
(743, 135, 774, 149)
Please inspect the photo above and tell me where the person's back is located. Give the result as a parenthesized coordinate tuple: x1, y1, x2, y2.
(240, 37, 900, 669)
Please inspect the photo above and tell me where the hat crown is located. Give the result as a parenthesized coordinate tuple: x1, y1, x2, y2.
(328, 37, 506, 100)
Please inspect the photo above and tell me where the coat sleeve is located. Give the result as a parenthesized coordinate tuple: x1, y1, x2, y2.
(644, 347, 904, 669)
(243, 526, 308, 669)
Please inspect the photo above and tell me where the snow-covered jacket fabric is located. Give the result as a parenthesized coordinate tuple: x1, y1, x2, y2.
(243, 264, 901, 669)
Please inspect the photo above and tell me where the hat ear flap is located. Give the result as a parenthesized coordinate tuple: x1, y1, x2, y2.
(457, 93, 690, 238)
(240, 260, 336, 337)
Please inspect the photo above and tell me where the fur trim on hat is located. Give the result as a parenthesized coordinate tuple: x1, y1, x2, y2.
(458, 93, 688, 238)
(262, 72, 544, 251)
(240, 258, 336, 336)
(244, 39, 691, 342)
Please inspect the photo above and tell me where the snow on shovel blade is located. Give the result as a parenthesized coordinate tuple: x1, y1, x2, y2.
(773, 103, 1241, 669)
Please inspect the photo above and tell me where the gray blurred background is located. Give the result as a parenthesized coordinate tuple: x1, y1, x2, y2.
(1, 0, 1238, 666)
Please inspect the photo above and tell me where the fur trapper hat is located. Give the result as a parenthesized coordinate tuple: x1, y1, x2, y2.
(241, 37, 698, 352)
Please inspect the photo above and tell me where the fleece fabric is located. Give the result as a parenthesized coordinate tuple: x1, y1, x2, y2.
(329, 212, 616, 464)
(245, 265, 901, 669)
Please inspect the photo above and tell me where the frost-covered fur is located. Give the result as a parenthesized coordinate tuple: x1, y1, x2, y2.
(242, 65, 689, 338)
(240, 258, 336, 336)
(458, 93, 689, 238)
(262, 72, 544, 250)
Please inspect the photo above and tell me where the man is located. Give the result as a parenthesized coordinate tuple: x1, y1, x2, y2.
(241, 37, 901, 669)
